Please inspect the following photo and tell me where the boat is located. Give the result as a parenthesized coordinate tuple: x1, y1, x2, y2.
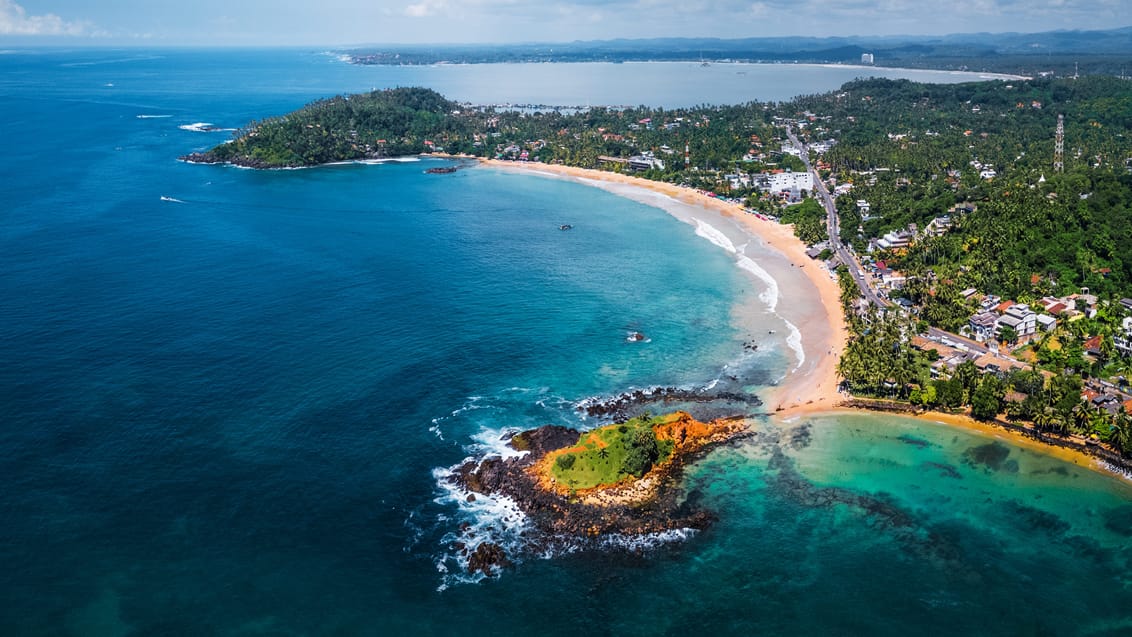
(559, 224, 573, 231)
(627, 331, 648, 342)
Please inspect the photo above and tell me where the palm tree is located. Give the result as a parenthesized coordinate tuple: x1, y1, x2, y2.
(1071, 402, 1092, 436)
(1110, 410, 1131, 456)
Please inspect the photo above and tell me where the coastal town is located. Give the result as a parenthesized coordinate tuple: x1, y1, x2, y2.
(184, 77, 1132, 472)
(473, 78, 1132, 469)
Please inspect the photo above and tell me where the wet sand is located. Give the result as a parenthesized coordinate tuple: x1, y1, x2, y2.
(481, 159, 848, 416)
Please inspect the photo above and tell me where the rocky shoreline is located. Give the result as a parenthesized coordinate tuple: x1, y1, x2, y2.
(578, 385, 763, 421)
(179, 152, 286, 169)
(449, 415, 751, 575)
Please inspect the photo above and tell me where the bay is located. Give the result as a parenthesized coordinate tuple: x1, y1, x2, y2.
(0, 48, 1128, 636)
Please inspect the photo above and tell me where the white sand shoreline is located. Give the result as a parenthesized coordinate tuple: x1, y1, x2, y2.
(479, 159, 849, 416)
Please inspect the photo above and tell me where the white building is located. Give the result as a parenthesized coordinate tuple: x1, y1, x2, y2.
(861, 53, 874, 65)
(627, 152, 664, 171)
(969, 311, 999, 342)
(1036, 314, 1058, 332)
(755, 170, 813, 193)
(1115, 317, 1132, 357)
(925, 216, 953, 237)
(997, 303, 1037, 338)
(780, 142, 804, 157)
(875, 229, 913, 250)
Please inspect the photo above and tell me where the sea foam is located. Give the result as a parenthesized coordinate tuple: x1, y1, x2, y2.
(736, 254, 780, 312)
(432, 465, 533, 590)
(692, 219, 805, 368)
(692, 218, 738, 254)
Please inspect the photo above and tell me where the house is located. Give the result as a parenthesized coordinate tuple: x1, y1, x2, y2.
(805, 242, 829, 259)
(1074, 293, 1099, 318)
(1115, 316, 1132, 357)
(1083, 335, 1104, 359)
(1004, 391, 1029, 405)
(997, 303, 1037, 339)
(725, 173, 750, 189)
(874, 229, 913, 251)
(1046, 302, 1069, 315)
(755, 170, 813, 193)
(881, 270, 907, 290)
(780, 142, 803, 157)
(925, 216, 952, 237)
(969, 311, 999, 342)
(974, 353, 1027, 375)
(1036, 314, 1058, 332)
(627, 152, 664, 171)
(1119, 298, 1132, 313)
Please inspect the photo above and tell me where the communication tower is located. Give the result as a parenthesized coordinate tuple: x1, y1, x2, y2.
(1054, 114, 1064, 174)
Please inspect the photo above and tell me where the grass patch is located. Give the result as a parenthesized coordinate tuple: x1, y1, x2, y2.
(548, 414, 676, 490)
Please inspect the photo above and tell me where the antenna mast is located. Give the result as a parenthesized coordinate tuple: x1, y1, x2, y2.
(1054, 114, 1064, 174)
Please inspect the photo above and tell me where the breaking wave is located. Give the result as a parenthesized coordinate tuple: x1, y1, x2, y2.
(693, 218, 804, 369)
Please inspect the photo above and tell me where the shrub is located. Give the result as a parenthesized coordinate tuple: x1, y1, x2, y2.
(555, 453, 576, 470)
(621, 427, 660, 478)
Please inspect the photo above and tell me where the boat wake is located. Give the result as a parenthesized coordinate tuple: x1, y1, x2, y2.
(159, 196, 186, 203)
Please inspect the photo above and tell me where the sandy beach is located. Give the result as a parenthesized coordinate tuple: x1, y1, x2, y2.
(476, 159, 1132, 483)
(480, 159, 849, 416)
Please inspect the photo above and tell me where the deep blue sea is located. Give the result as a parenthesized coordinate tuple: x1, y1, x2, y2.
(2, 49, 1131, 636)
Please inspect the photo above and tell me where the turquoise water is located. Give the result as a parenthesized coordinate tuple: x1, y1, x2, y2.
(2, 48, 1131, 635)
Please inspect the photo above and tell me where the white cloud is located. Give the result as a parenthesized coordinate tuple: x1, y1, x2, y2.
(404, 0, 448, 17)
(0, 0, 90, 35)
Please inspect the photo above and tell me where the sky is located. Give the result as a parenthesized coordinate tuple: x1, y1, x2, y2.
(1, 0, 1129, 46)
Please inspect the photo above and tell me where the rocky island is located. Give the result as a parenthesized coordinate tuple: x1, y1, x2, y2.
(451, 412, 750, 574)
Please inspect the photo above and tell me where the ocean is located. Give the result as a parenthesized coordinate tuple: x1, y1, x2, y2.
(1, 48, 1130, 636)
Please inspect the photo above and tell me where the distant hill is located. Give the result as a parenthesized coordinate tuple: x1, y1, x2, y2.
(346, 27, 1132, 76)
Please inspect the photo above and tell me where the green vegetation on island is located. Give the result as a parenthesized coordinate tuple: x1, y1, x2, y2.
(548, 414, 676, 490)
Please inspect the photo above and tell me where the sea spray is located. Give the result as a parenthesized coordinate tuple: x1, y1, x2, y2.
(432, 465, 534, 590)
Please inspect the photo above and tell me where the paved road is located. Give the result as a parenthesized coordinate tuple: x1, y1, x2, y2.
(924, 327, 993, 357)
(785, 126, 888, 308)
(781, 130, 1132, 393)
